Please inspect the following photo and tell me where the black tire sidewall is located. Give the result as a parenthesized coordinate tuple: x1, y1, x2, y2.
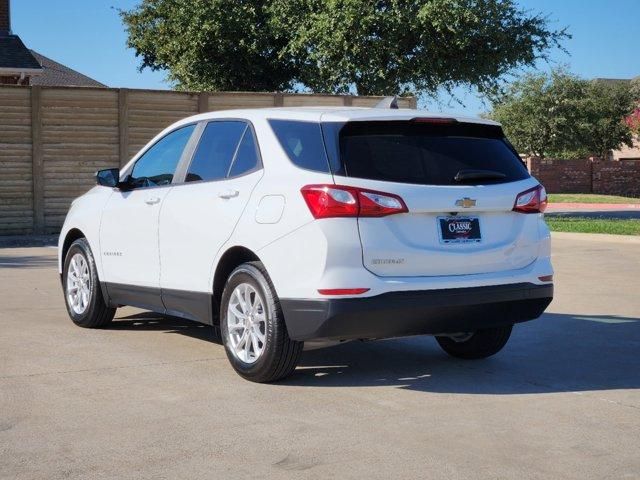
(220, 264, 282, 380)
(63, 239, 108, 327)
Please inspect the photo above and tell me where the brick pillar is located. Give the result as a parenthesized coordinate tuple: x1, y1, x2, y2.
(0, 0, 10, 35)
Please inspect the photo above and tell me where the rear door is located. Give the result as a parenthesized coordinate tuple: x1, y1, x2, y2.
(324, 120, 541, 277)
(159, 120, 263, 318)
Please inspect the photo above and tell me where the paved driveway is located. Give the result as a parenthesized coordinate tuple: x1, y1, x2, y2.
(1, 234, 639, 479)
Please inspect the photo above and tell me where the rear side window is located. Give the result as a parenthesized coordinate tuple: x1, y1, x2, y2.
(325, 121, 529, 185)
(269, 120, 331, 172)
(186, 121, 247, 182)
(228, 129, 260, 178)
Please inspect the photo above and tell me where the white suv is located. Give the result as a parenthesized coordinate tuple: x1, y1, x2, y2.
(58, 106, 553, 382)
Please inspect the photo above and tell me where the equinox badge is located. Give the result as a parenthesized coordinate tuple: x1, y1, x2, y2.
(455, 197, 477, 208)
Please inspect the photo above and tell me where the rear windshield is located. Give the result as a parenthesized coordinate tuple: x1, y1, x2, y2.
(323, 121, 529, 185)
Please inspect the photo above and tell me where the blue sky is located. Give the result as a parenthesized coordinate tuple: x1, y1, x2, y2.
(12, 0, 640, 115)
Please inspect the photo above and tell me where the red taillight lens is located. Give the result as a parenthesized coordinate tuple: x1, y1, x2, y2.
(317, 288, 370, 295)
(513, 185, 547, 214)
(301, 185, 408, 219)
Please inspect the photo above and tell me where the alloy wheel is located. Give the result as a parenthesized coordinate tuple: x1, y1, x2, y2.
(226, 283, 267, 364)
(67, 253, 91, 315)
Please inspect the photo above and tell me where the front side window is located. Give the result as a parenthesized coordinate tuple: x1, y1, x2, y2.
(268, 120, 331, 173)
(129, 124, 196, 188)
(186, 121, 250, 182)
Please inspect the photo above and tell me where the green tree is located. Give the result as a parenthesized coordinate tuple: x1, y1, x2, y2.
(120, 0, 297, 91)
(487, 70, 583, 158)
(488, 70, 636, 159)
(121, 0, 567, 96)
(577, 80, 636, 159)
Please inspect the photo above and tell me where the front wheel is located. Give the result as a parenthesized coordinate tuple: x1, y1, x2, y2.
(436, 325, 513, 359)
(63, 238, 115, 328)
(220, 261, 303, 383)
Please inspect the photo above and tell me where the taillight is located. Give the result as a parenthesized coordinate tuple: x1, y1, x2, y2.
(301, 185, 408, 219)
(513, 185, 547, 214)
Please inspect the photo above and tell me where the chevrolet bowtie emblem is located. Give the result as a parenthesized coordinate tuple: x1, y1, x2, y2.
(455, 198, 476, 208)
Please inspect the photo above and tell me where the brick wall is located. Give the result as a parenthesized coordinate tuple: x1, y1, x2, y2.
(527, 157, 640, 197)
(526, 158, 592, 194)
(592, 159, 640, 197)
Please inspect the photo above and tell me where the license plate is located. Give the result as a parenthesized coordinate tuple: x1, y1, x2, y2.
(438, 216, 481, 244)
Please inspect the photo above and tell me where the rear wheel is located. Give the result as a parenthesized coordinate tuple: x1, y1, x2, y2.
(63, 238, 115, 328)
(220, 261, 302, 383)
(436, 325, 513, 359)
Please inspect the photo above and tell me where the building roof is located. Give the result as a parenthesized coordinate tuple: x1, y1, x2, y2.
(29, 50, 105, 87)
(595, 76, 640, 85)
(0, 34, 42, 71)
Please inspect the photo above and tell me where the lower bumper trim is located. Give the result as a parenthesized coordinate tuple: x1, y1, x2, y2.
(280, 283, 553, 341)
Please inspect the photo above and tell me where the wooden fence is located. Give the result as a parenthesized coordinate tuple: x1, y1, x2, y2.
(0, 86, 415, 235)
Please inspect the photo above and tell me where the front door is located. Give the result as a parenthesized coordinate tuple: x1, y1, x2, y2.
(99, 124, 197, 309)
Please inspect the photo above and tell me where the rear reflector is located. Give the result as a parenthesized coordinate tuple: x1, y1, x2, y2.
(538, 275, 553, 282)
(318, 288, 370, 295)
(301, 184, 408, 219)
(513, 185, 548, 214)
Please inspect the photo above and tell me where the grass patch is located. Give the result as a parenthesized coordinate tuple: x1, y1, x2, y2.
(548, 193, 640, 204)
(546, 217, 640, 235)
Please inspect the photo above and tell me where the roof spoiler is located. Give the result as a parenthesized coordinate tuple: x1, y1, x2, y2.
(373, 95, 398, 109)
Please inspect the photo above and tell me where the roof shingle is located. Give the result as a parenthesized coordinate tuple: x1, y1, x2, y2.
(29, 50, 105, 87)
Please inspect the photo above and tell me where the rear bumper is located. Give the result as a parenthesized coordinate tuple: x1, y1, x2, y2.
(280, 282, 553, 341)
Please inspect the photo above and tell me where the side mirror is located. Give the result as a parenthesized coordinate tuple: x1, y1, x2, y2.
(96, 168, 120, 188)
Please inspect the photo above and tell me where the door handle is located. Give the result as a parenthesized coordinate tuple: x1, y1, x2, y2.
(217, 189, 239, 199)
(145, 197, 161, 205)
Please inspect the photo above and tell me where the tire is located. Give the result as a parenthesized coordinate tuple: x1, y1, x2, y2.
(436, 325, 513, 359)
(63, 238, 116, 328)
(220, 261, 303, 383)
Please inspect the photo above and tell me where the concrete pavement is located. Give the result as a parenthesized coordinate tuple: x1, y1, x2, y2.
(1, 234, 639, 479)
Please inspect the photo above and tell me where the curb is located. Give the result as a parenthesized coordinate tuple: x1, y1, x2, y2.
(551, 231, 640, 244)
(547, 202, 640, 211)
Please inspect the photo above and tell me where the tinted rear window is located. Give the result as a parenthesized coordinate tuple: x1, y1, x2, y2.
(324, 121, 529, 185)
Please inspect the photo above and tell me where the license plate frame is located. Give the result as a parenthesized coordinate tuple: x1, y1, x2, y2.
(437, 216, 482, 244)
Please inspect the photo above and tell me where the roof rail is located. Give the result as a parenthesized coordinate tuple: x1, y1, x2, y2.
(374, 95, 399, 109)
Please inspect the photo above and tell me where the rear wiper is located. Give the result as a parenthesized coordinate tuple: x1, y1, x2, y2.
(454, 169, 507, 182)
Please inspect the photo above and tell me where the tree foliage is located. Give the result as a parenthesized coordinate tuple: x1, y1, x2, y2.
(626, 78, 640, 135)
(488, 70, 636, 159)
(121, 0, 567, 96)
(121, 0, 296, 91)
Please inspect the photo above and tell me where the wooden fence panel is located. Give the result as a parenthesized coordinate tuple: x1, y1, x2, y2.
(208, 92, 277, 111)
(40, 88, 119, 232)
(126, 90, 199, 159)
(0, 88, 33, 235)
(0, 86, 416, 235)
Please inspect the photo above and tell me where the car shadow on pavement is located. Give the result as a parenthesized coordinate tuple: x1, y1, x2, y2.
(110, 312, 222, 344)
(283, 312, 640, 395)
(106, 311, 640, 395)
